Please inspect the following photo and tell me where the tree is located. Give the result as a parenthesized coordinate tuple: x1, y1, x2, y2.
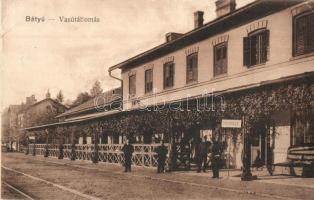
(71, 92, 92, 108)
(56, 90, 64, 103)
(90, 80, 103, 98)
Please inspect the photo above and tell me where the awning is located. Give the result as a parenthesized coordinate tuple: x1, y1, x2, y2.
(23, 109, 121, 131)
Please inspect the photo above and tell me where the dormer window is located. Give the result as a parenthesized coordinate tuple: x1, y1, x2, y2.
(243, 29, 269, 67)
(293, 12, 314, 57)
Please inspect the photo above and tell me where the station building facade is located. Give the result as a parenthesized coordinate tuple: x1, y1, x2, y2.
(108, 0, 314, 169)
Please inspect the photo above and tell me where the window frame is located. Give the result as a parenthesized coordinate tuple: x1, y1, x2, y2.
(293, 11, 314, 57)
(128, 74, 136, 97)
(163, 61, 175, 89)
(213, 42, 228, 76)
(243, 28, 269, 68)
(144, 68, 153, 94)
(186, 52, 198, 84)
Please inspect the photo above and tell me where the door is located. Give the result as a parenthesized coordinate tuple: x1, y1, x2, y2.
(171, 124, 200, 171)
(251, 124, 266, 167)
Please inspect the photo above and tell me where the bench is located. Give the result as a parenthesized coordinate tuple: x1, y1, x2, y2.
(267, 145, 314, 176)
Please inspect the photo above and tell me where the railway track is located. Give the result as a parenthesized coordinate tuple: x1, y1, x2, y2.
(2, 181, 35, 200)
(2, 166, 99, 200)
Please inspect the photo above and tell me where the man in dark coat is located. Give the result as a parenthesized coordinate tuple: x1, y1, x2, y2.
(156, 141, 168, 173)
(197, 136, 211, 172)
(122, 140, 134, 172)
(211, 139, 222, 178)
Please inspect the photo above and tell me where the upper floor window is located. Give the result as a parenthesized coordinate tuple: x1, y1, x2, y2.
(243, 29, 269, 67)
(214, 42, 228, 76)
(129, 74, 136, 97)
(145, 69, 153, 93)
(293, 12, 314, 56)
(163, 62, 174, 88)
(186, 53, 198, 83)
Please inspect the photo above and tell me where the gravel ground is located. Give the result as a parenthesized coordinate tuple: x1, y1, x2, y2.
(1, 153, 269, 200)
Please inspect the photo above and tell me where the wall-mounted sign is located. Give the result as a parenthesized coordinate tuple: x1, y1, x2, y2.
(29, 136, 35, 140)
(221, 119, 242, 128)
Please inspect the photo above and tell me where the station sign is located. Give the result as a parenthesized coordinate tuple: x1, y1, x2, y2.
(29, 136, 35, 140)
(221, 119, 242, 128)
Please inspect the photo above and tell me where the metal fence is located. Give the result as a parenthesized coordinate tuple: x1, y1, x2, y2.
(25, 143, 170, 168)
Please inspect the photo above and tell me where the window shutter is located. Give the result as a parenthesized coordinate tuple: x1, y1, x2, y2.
(308, 13, 314, 52)
(262, 30, 270, 62)
(129, 75, 136, 96)
(186, 58, 190, 82)
(193, 54, 198, 81)
(170, 63, 174, 87)
(243, 37, 250, 66)
(164, 62, 174, 88)
(163, 65, 166, 88)
(222, 46, 227, 74)
(295, 16, 307, 55)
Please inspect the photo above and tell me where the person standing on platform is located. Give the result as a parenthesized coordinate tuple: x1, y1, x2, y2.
(156, 141, 168, 173)
(197, 136, 211, 173)
(122, 139, 134, 172)
(211, 138, 222, 178)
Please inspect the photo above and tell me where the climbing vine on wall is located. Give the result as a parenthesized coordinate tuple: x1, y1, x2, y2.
(99, 75, 313, 138)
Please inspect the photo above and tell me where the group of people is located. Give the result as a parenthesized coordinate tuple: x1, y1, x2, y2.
(121, 140, 168, 173)
(122, 137, 223, 178)
(197, 136, 223, 178)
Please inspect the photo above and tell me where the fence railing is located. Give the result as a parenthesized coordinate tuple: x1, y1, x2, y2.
(24, 143, 170, 168)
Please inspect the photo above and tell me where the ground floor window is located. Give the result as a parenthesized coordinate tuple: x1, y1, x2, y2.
(291, 109, 314, 146)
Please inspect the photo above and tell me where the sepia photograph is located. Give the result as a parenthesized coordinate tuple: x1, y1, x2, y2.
(1, 0, 314, 199)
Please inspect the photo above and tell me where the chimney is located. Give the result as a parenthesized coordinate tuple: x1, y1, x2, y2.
(26, 95, 37, 105)
(194, 11, 204, 29)
(215, 0, 236, 18)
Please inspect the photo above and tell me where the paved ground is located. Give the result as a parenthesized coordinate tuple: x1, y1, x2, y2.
(1, 153, 314, 200)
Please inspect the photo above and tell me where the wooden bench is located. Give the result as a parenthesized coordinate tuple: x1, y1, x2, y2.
(267, 145, 314, 176)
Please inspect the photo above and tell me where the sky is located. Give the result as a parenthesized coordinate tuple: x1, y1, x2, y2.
(1, 0, 254, 109)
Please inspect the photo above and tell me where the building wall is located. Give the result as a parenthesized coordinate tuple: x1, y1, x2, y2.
(272, 110, 291, 164)
(121, 4, 314, 110)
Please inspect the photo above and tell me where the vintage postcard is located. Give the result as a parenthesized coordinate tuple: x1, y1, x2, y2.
(1, 0, 314, 199)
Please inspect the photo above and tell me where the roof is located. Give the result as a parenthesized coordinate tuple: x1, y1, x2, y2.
(109, 0, 304, 71)
(19, 98, 68, 113)
(56, 87, 122, 118)
(8, 105, 22, 113)
(24, 109, 121, 131)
